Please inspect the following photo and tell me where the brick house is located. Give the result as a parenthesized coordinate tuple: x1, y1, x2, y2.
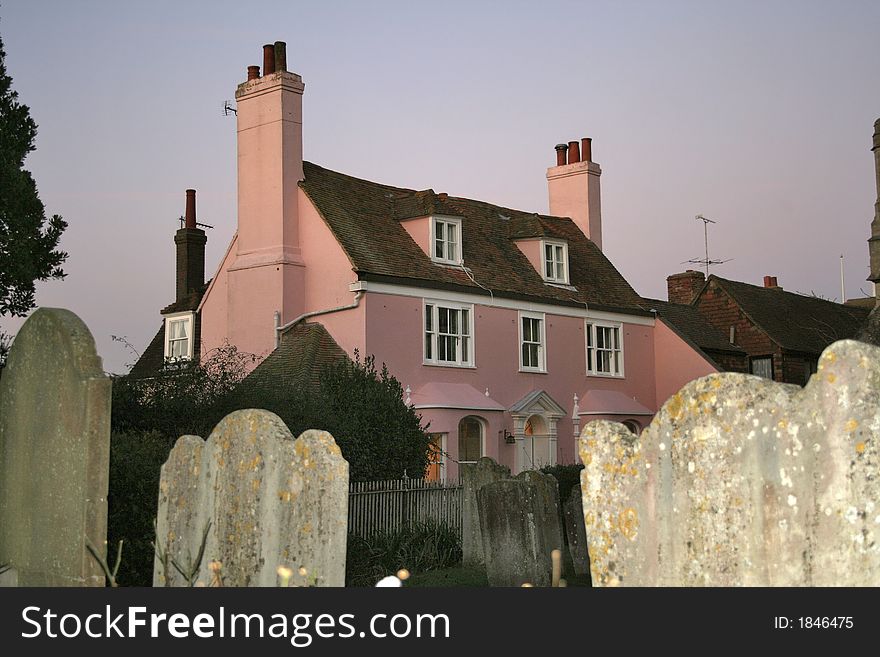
(131, 41, 725, 477)
(666, 270, 870, 385)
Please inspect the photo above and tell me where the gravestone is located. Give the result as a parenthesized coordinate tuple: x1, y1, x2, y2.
(515, 469, 563, 559)
(580, 339, 880, 586)
(461, 457, 510, 566)
(154, 409, 349, 586)
(477, 478, 548, 586)
(0, 308, 111, 586)
(563, 485, 590, 577)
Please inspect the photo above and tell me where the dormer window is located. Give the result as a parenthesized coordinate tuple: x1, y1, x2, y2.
(432, 216, 462, 265)
(543, 240, 568, 284)
(164, 312, 195, 361)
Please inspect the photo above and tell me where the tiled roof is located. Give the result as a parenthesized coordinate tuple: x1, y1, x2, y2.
(127, 323, 165, 379)
(233, 321, 349, 399)
(300, 161, 646, 313)
(708, 276, 870, 354)
(129, 283, 209, 378)
(641, 298, 746, 354)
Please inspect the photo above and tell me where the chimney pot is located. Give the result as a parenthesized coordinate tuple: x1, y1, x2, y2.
(581, 137, 592, 162)
(263, 44, 276, 75)
(763, 275, 772, 287)
(568, 140, 580, 164)
(185, 189, 196, 229)
(247, 65, 260, 81)
(554, 143, 568, 166)
(274, 41, 287, 73)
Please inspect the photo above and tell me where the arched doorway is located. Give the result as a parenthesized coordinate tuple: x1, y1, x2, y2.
(523, 414, 552, 469)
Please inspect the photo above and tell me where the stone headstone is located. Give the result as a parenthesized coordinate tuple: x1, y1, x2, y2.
(563, 485, 590, 578)
(579, 339, 880, 587)
(154, 409, 349, 587)
(477, 478, 549, 587)
(0, 308, 111, 586)
(515, 469, 563, 558)
(461, 456, 510, 566)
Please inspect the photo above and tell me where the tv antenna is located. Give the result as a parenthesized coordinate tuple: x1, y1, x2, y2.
(222, 100, 237, 116)
(177, 216, 214, 230)
(682, 214, 730, 277)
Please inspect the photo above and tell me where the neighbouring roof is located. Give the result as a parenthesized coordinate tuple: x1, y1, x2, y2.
(128, 282, 209, 378)
(706, 276, 871, 354)
(128, 322, 166, 379)
(299, 161, 647, 314)
(641, 298, 746, 355)
(233, 321, 349, 398)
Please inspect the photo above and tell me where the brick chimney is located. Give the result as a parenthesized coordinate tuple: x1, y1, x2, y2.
(867, 118, 880, 293)
(763, 275, 781, 290)
(547, 136, 602, 249)
(174, 189, 207, 302)
(667, 270, 706, 304)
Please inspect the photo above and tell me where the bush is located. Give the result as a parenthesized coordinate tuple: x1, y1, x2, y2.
(540, 462, 584, 505)
(345, 520, 463, 587)
(231, 352, 433, 482)
(107, 430, 173, 586)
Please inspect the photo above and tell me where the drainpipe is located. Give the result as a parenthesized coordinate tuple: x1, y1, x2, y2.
(274, 291, 364, 344)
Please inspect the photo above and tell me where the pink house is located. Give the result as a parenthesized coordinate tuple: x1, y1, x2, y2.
(131, 42, 724, 477)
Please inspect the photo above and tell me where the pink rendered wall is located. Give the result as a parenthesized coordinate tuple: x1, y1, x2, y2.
(514, 239, 543, 278)
(198, 234, 237, 357)
(400, 217, 431, 256)
(299, 194, 356, 309)
(363, 292, 657, 465)
(653, 317, 719, 408)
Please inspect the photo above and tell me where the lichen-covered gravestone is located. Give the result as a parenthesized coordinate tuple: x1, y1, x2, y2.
(155, 409, 349, 586)
(461, 457, 510, 566)
(580, 339, 880, 586)
(0, 308, 111, 586)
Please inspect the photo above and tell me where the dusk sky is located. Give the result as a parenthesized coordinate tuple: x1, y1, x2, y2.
(2, 0, 879, 373)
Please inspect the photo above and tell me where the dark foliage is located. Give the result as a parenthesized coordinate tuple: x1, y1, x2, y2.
(0, 33, 67, 317)
(106, 431, 171, 586)
(345, 521, 462, 587)
(540, 462, 584, 505)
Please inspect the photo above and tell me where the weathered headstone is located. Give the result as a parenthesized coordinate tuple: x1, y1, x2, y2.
(515, 469, 563, 558)
(461, 457, 510, 566)
(563, 485, 590, 578)
(0, 308, 111, 586)
(580, 339, 880, 587)
(154, 409, 349, 587)
(477, 479, 548, 586)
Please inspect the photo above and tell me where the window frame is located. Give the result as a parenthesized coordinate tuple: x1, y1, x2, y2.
(163, 311, 195, 362)
(749, 355, 774, 380)
(519, 311, 547, 373)
(457, 416, 485, 466)
(585, 320, 625, 378)
(541, 239, 569, 285)
(423, 299, 475, 368)
(430, 216, 463, 265)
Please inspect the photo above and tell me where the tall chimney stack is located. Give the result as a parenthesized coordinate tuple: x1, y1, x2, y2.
(174, 189, 207, 302)
(547, 136, 603, 249)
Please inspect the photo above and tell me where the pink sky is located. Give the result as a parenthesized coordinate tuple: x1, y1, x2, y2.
(2, 0, 879, 373)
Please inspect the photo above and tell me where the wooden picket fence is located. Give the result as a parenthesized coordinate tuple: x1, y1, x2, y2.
(348, 477, 463, 539)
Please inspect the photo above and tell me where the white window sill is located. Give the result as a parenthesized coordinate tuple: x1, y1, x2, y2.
(587, 371, 625, 379)
(423, 361, 477, 370)
(519, 367, 548, 374)
(544, 281, 575, 290)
